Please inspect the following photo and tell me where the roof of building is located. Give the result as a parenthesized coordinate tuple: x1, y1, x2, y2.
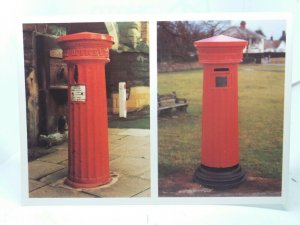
(220, 21, 264, 41)
(264, 40, 281, 49)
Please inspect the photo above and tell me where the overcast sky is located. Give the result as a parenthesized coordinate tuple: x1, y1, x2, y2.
(230, 20, 286, 40)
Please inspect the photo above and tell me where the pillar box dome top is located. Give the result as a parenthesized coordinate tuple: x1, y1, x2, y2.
(194, 35, 248, 64)
(57, 32, 114, 62)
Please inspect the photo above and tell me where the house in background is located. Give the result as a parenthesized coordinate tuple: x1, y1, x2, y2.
(219, 21, 286, 64)
(220, 21, 265, 53)
(265, 31, 286, 53)
(264, 37, 281, 53)
(276, 41, 286, 52)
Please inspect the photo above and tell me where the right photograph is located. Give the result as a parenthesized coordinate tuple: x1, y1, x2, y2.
(157, 20, 286, 197)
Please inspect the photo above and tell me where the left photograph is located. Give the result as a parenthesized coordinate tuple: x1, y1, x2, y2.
(22, 21, 150, 198)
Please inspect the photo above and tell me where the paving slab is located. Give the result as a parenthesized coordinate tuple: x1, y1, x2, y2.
(37, 150, 68, 164)
(110, 142, 150, 159)
(132, 188, 151, 197)
(28, 128, 150, 198)
(113, 136, 150, 147)
(52, 142, 68, 151)
(28, 161, 65, 180)
(122, 135, 150, 146)
(118, 129, 150, 137)
(108, 135, 127, 149)
(110, 135, 149, 153)
(109, 153, 122, 161)
(29, 185, 95, 198)
(29, 179, 47, 192)
(58, 159, 68, 166)
(82, 175, 150, 197)
(108, 128, 128, 135)
(108, 134, 126, 142)
(139, 170, 151, 180)
(40, 168, 68, 184)
(139, 146, 151, 160)
(110, 156, 150, 177)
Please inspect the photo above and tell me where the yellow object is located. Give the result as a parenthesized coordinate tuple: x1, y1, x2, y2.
(112, 86, 149, 114)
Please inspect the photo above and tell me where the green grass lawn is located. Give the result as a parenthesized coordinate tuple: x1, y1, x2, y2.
(108, 116, 150, 129)
(158, 64, 284, 179)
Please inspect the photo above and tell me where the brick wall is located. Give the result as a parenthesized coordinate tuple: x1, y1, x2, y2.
(23, 24, 39, 147)
(108, 51, 149, 93)
(140, 22, 149, 45)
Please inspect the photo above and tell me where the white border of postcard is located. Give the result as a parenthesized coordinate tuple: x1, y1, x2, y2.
(19, 12, 292, 208)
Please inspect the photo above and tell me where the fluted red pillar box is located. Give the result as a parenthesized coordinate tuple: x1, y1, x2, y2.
(193, 35, 248, 189)
(57, 32, 114, 188)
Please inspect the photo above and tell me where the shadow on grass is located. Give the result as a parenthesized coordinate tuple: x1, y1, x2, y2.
(108, 116, 150, 129)
(108, 106, 150, 129)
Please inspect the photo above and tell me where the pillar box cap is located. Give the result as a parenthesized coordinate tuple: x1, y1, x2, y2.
(194, 35, 248, 64)
(57, 32, 114, 62)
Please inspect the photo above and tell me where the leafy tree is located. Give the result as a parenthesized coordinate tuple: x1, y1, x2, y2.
(157, 21, 230, 62)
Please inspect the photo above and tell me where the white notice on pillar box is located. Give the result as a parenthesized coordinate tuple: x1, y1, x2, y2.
(71, 85, 86, 102)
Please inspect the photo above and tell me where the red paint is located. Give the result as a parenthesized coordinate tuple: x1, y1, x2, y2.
(194, 35, 247, 168)
(57, 32, 114, 188)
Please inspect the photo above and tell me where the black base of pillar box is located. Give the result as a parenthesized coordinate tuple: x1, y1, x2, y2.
(193, 164, 246, 189)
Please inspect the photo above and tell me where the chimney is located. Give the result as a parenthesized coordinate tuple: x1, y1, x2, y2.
(270, 36, 273, 41)
(280, 31, 286, 42)
(240, 21, 246, 30)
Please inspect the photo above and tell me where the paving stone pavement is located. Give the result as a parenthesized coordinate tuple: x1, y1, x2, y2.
(29, 128, 150, 198)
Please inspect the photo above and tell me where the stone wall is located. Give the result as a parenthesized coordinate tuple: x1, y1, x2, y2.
(141, 22, 149, 45)
(23, 24, 68, 147)
(23, 25, 38, 147)
(108, 51, 149, 93)
(108, 22, 149, 95)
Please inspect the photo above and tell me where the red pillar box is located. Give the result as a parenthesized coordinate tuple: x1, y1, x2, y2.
(57, 32, 114, 188)
(193, 35, 248, 188)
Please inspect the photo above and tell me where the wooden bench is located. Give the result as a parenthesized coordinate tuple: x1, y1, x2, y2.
(158, 92, 188, 115)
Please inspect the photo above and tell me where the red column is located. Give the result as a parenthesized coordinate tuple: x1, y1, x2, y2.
(193, 35, 247, 189)
(201, 64, 239, 168)
(57, 32, 114, 188)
